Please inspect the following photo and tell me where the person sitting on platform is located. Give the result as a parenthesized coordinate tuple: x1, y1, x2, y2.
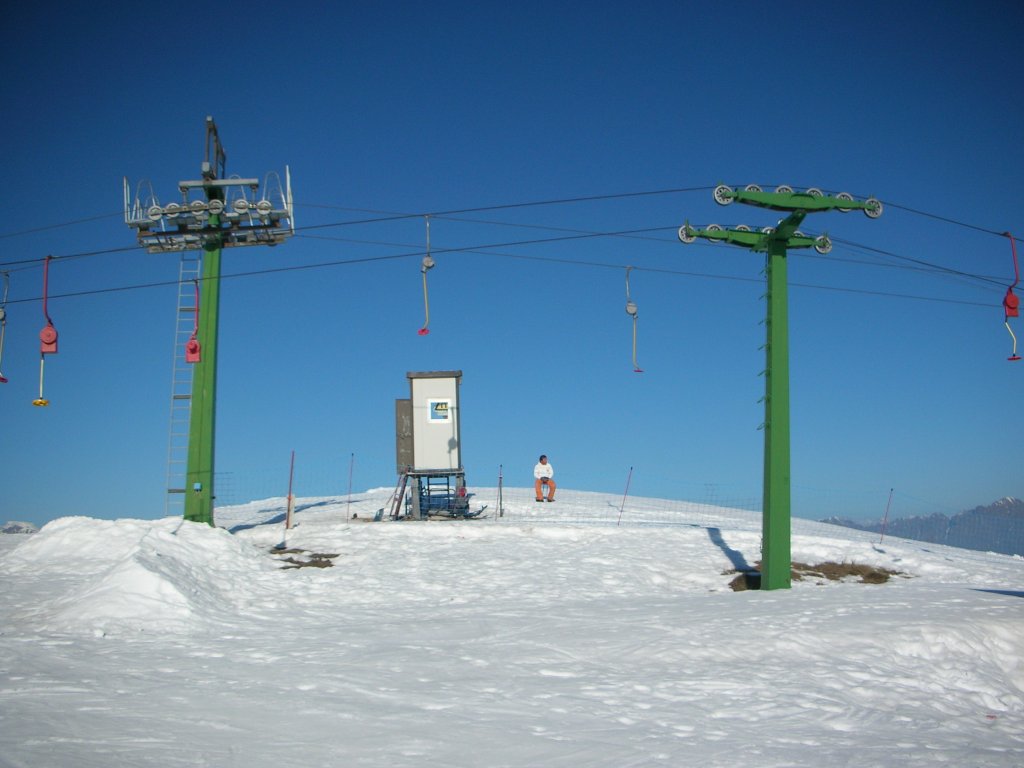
(533, 454, 556, 502)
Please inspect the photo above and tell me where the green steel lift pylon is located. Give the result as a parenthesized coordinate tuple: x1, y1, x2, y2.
(679, 184, 882, 590)
(123, 117, 295, 526)
(184, 125, 227, 526)
(184, 200, 223, 525)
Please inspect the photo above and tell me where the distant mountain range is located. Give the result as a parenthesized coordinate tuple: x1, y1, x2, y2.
(1, 521, 38, 535)
(823, 497, 1024, 557)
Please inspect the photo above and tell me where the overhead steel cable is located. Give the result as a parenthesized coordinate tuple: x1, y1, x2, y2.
(298, 222, 1014, 288)
(2, 185, 1019, 253)
(297, 185, 715, 220)
(1, 251, 417, 304)
(0, 186, 712, 268)
(2, 240, 997, 311)
(2, 185, 1019, 283)
(3, 226, 675, 304)
(0, 211, 122, 240)
(2, 218, 1012, 310)
(0, 184, 1017, 315)
(0, 245, 142, 271)
(882, 201, 1010, 237)
(827, 236, 1006, 288)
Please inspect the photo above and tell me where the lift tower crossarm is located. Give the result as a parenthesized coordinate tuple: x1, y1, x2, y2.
(714, 184, 883, 218)
(679, 212, 833, 256)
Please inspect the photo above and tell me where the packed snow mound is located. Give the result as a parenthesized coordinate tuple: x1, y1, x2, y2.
(1, 491, 1018, 641)
(0, 516, 280, 635)
(2, 491, 1024, 766)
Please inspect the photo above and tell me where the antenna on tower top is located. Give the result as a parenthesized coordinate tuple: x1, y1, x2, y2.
(203, 116, 226, 180)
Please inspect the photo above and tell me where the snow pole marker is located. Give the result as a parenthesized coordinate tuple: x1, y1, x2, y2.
(879, 487, 893, 545)
(497, 464, 504, 518)
(616, 466, 634, 526)
(285, 450, 296, 530)
(346, 452, 355, 518)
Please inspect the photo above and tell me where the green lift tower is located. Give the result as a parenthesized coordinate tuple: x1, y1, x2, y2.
(124, 117, 294, 525)
(679, 185, 882, 589)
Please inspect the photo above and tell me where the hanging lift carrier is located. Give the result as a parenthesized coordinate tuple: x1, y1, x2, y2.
(1004, 231, 1020, 361)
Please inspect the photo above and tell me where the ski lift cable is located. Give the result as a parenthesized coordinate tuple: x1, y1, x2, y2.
(0, 211, 123, 240)
(0, 204, 1016, 299)
(0, 184, 1005, 245)
(0, 240, 1003, 314)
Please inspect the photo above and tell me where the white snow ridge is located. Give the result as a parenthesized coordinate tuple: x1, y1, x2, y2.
(1, 487, 1022, 767)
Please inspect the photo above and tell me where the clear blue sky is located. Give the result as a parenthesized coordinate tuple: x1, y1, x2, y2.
(2, 1, 1022, 528)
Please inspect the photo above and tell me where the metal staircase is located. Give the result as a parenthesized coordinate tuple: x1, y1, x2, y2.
(165, 254, 202, 516)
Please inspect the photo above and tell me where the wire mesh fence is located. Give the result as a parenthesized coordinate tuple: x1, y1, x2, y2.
(481, 486, 761, 529)
(212, 462, 1024, 558)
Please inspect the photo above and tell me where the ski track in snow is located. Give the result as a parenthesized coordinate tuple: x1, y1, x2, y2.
(1, 488, 1023, 767)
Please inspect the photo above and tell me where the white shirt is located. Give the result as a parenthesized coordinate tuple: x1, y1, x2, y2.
(534, 461, 554, 480)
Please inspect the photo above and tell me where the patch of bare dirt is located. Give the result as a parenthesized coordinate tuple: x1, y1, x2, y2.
(270, 546, 340, 570)
(727, 561, 907, 591)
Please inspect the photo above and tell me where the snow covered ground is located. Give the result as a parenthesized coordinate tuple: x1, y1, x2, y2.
(1, 487, 1023, 767)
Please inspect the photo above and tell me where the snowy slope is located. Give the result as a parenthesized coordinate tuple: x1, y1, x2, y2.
(1, 488, 1022, 767)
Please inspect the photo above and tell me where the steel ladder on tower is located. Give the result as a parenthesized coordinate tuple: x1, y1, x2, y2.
(165, 253, 202, 516)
